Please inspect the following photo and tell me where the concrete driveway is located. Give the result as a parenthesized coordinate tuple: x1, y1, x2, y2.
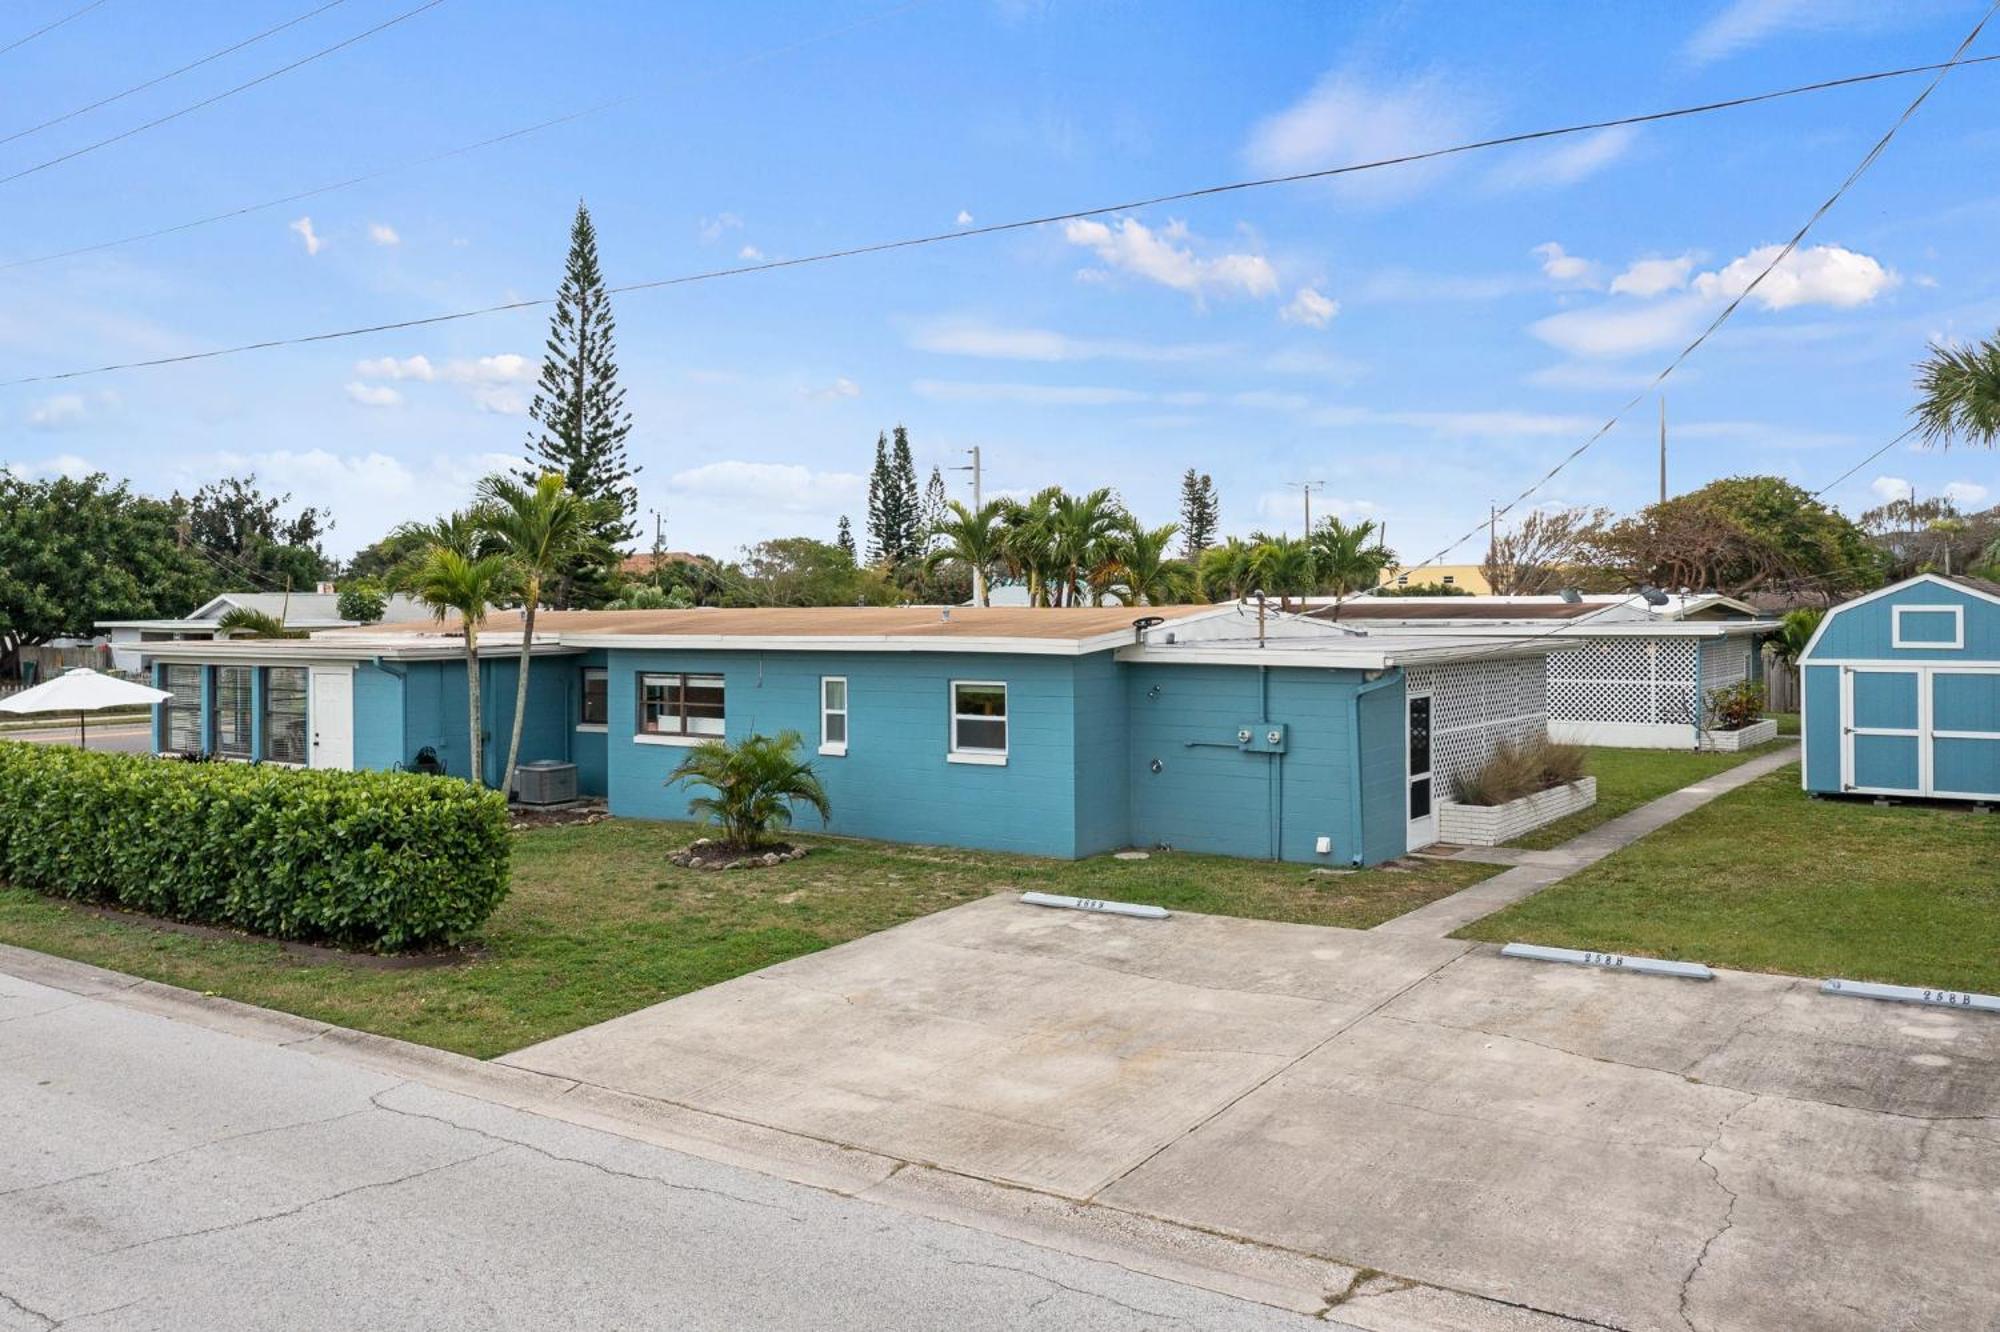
(505, 894, 2000, 1331)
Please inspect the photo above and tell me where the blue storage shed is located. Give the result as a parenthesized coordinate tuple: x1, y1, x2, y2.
(1799, 573, 2000, 801)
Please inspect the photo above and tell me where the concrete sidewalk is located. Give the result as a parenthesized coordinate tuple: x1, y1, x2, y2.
(1375, 743, 1800, 938)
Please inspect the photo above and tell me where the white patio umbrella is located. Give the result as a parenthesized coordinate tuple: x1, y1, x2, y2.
(0, 668, 173, 748)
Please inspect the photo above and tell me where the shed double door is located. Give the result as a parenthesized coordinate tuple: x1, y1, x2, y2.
(1840, 666, 2000, 798)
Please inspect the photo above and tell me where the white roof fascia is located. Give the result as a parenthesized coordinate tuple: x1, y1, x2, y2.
(1798, 572, 2000, 661)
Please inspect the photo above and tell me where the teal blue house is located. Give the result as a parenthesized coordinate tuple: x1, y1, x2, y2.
(1799, 573, 2000, 802)
(140, 605, 1559, 865)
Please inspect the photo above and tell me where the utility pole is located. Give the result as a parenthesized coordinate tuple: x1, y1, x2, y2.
(1286, 479, 1324, 537)
(1659, 396, 1668, 505)
(1488, 502, 1498, 569)
(952, 446, 985, 605)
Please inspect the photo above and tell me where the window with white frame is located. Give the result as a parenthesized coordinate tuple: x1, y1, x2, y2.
(162, 664, 203, 752)
(638, 672, 725, 738)
(820, 676, 848, 754)
(214, 666, 254, 758)
(1892, 605, 1964, 650)
(263, 667, 308, 764)
(579, 668, 608, 726)
(949, 681, 1007, 761)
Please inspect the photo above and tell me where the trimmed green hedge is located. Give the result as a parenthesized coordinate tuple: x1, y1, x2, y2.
(0, 742, 511, 952)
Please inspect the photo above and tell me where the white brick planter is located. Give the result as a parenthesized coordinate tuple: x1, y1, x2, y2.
(1438, 777, 1596, 847)
(1698, 718, 1778, 752)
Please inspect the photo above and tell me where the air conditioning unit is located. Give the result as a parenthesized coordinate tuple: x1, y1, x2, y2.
(515, 760, 578, 806)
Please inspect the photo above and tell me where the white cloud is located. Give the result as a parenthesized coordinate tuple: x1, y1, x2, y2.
(353, 354, 436, 381)
(738, 244, 764, 261)
(668, 461, 865, 516)
(289, 216, 322, 255)
(1486, 126, 1636, 191)
(441, 354, 534, 384)
(801, 376, 861, 400)
(1061, 217, 1277, 301)
(1264, 347, 1369, 383)
(1256, 490, 1378, 527)
(1610, 254, 1695, 297)
(25, 394, 88, 430)
(1691, 243, 1897, 310)
(1245, 68, 1478, 204)
(3, 452, 92, 479)
(1525, 362, 1672, 392)
(368, 223, 400, 246)
(1532, 242, 1600, 287)
(1944, 481, 1990, 507)
(1280, 286, 1340, 329)
(909, 318, 1230, 364)
(955, 210, 974, 226)
(1530, 294, 1709, 359)
(697, 212, 742, 243)
(912, 379, 1152, 407)
(344, 382, 404, 408)
(1683, 0, 1817, 64)
(1871, 475, 1913, 503)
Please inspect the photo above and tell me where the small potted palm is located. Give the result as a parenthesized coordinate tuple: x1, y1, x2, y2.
(667, 731, 831, 869)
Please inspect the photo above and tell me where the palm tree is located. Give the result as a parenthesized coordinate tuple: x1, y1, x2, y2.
(1310, 516, 1394, 617)
(668, 730, 832, 850)
(391, 508, 490, 560)
(213, 608, 306, 639)
(476, 472, 613, 797)
(1769, 607, 1824, 665)
(1248, 533, 1319, 611)
(925, 499, 1009, 606)
(1196, 536, 1258, 602)
(404, 546, 514, 788)
(1105, 519, 1194, 605)
(998, 488, 1062, 606)
(1913, 332, 2000, 448)
(1050, 487, 1123, 606)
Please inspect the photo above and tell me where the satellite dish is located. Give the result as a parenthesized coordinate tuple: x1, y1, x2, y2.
(1558, 587, 1582, 604)
(1638, 585, 1670, 607)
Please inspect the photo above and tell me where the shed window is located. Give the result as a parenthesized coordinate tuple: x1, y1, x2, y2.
(1891, 605, 1964, 650)
(263, 667, 308, 764)
(820, 676, 848, 754)
(162, 664, 203, 752)
(950, 681, 1007, 760)
(214, 666, 254, 758)
(580, 668, 608, 725)
(639, 673, 725, 737)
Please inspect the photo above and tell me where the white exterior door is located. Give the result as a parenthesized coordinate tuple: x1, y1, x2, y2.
(1842, 665, 2000, 798)
(309, 667, 354, 770)
(1406, 691, 1437, 851)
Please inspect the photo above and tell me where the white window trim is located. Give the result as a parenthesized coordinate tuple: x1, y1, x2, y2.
(579, 666, 609, 729)
(634, 732, 708, 748)
(819, 675, 848, 757)
(1892, 604, 1964, 650)
(949, 678, 1008, 764)
(637, 670, 726, 740)
(574, 723, 608, 734)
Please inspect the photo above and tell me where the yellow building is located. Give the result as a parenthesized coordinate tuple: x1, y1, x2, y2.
(1378, 564, 1492, 594)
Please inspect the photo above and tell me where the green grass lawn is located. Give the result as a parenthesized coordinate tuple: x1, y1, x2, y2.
(0, 820, 1494, 1058)
(1461, 764, 2000, 993)
(1506, 739, 1791, 849)
(1771, 710, 1800, 737)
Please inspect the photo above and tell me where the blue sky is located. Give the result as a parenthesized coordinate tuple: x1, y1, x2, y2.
(2, 0, 1997, 564)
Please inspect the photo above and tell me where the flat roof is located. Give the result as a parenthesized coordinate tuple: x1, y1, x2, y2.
(1312, 601, 1601, 622)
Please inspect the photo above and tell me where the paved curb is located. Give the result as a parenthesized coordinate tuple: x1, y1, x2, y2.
(0, 939, 1604, 1328)
(1375, 743, 1801, 938)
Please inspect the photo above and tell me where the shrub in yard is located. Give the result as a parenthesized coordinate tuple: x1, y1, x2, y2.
(0, 742, 510, 951)
(1454, 736, 1590, 807)
(1705, 680, 1766, 731)
(667, 730, 830, 852)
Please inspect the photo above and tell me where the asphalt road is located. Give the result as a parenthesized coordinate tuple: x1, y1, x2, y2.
(0, 966, 1323, 1332)
(0, 723, 152, 755)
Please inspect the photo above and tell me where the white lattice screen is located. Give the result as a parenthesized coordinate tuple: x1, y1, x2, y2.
(1546, 640, 1700, 726)
(1403, 658, 1549, 803)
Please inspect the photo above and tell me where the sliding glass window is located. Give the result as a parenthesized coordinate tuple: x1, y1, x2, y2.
(213, 666, 254, 759)
(162, 665, 203, 752)
(264, 667, 308, 764)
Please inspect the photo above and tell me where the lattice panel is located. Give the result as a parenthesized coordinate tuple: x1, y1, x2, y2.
(1405, 658, 1549, 803)
(1547, 640, 1699, 725)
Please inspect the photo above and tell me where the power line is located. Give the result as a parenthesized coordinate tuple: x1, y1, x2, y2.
(0, 0, 108, 58)
(0, 0, 936, 274)
(0, 0, 349, 150)
(1812, 424, 1922, 497)
(0, 0, 445, 188)
(10, 47, 2000, 387)
(1375, 0, 1997, 592)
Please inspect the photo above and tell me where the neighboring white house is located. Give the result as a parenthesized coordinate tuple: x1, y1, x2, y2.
(1305, 593, 1777, 749)
(97, 591, 431, 674)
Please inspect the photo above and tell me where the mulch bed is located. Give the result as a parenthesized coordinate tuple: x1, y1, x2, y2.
(669, 839, 810, 871)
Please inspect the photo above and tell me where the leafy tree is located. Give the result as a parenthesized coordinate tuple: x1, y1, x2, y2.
(926, 499, 1009, 605)
(1177, 469, 1219, 558)
(920, 465, 948, 549)
(1196, 536, 1258, 602)
(1374, 581, 1471, 597)
(477, 472, 615, 797)
(520, 201, 639, 606)
(183, 474, 330, 590)
(1912, 331, 2000, 448)
(1768, 607, 1825, 665)
(403, 543, 514, 789)
(835, 515, 856, 560)
(1309, 516, 1393, 605)
(1048, 488, 1124, 606)
(730, 537, 899, 607)
(1104, 520, 1194, 605)
(864, 433, 898, 563)
(336, 580, 388, 623)
(1481, 506, 1610, 595)
(997, 487, 1062, 606)
(1598, 476, 1883, 597)
(602, 582, 694, 610)
(0, 473, 216, 677)
(891, 426, 919, 556)
(1246, 533, 1318, 610)
(667, 731, 831, 850)
(213, 608, 306, 639)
